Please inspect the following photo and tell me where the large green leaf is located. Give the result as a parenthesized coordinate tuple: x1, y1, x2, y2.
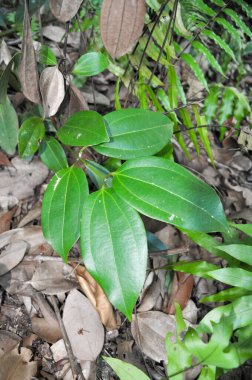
(80, 188, 147, 319)
(200, 287, 252, 303)
(57, 111, 109, 147)
(94, 109, 173, 159)
(217, 244, 252, 266)
(233, 223, 252, 238)
(164, 260, 219, 279)
(112, 157, 228, 232)
(208, 268, 252, 291)
(72, 52, 109, 76)
(104, 357, 150, 380)
(0, 97, 18, 155)
(18, 117, 45, 158)
(39, 136, 68, 172)
(41, 166, 88, 262)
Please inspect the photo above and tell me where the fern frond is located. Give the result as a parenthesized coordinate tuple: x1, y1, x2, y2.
(193, 105, 214, 165)
(202, 29, 237, 62)
(215, 17, 242, 45)
(192, 40, 225, 76)
(181, 53, 209, 91)
(180, 108, 200, 155)
(232, 0, 252, 18)
(203, 86, 220, 123)
(224, 8, 252, 39)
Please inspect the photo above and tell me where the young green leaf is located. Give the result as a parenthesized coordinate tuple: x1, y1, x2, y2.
(42, 166, 88, 262)
(72, 52, 109, 76)
(181, 53, 209, 91)
(0, 97, 18, 155)
(103, 357, 150, 380)
(200, 287, 252, 304)
(39, 136, 68, 172)
(94, 109, 173, 159)
(80, 189, 147, 320)
(39, 45, 57, 66)
(18, 117, 45, 158)
(208, 268, 252, 291)
(112, 157, 228, 232)
(57, 110, 109, 147)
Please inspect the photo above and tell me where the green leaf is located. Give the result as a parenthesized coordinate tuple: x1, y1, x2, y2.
(72, 52, 109, 76)
(192, 41, 225, 76)
(112, 157, 228, 232)
(215, 18, 241, 46)
(39, 136, 68, 172)
(204, 86, 220, 123)
(166, 332, 192, 380)
(232, 223, 252, 238)
(198, 366, 216, 380)
(0, 97, 18, 155)
(224, 8, 252, 39)
(202, 29, 237, 62)
(218, 87, 235, 124)
(232, 0, 252, 18)
(103, 357, 150, 380)
(84, 159, 109, 189)
(41, 166, 88, 262)
(208, 268, 252, 291)
(80, 189, 147, 319)
(164, 260, 219, 279)
(180, 108, 200, 155)
(57, 111, 109, 147)
(181, 53, 209, 91)
(18, 117, 45, 158)
(217, 244, 252, 266)
(94, 109, 173, 159)
(192, 105, 214, 165)
(39, 45, 57, 66)
(200, 287, 252, 303)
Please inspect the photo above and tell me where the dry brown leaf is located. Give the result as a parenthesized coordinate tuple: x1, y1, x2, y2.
(18, 206, 41, 228)
(49, 0, 82, 22)
(166, 272, 194, 314)
(0, 331, 22, 358)
(63, 289, 104, 361)
(74, 264, 117, 331)
(131, 311, 177, 363)
(32, 293, 62, 343)
(138, 276, 161, 312)
(19, 1, 40, 103)
(0, 241, 27, 276)
(0, 157, 49, 199)
(31, 261, 78, 294)
(40, 66, 65, 118)
(0, 205, 17, 234)
(0, 40, 11, 67)
(0, 151, 11, 166)
(0, 261, 36, 296)
(63, 85, 89, 120)
(100, 0, 145, 58)
(0, 345, 37, 379)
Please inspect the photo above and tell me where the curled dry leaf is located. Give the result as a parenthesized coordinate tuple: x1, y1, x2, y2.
(49, 0, 83, 22)
(131, 311, 177, 363)
(40, 66, 65, 118)
(0, 241, 27, 276)
(63, 289, 104, 361)
(100, 0, 146, 58)
(166, 272, 194, 315)
(74, 264, 117, 331)
(0, 345, 37, 380)
(19, 1, 40, 103)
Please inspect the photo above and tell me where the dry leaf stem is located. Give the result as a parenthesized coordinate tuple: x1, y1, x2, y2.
(49, 295, 86, 380)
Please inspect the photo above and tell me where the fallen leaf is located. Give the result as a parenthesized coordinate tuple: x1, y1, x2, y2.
(32, 293, 62, 343)
(0, 345, 37, 379)
(63, 85, 89, 120)
(0, 241, 27, 276)
(131, 311, 177, 363)
(0, 261, 36, 296)
(0, 157, 49, 199)
(40, 66, 65, 118)
(49, 0, 82, 22)
(138, 276, 161, 312)
(0, 205, 18, 234)
(30, 261, 78, 294)
(74, 264, 117, 331)
(166, 272, 194, 314)
(0, 331, 22, 358)
(63, 289, 104, 361)
(17, 207, 41, 228)
(19, 1, 40, 103)
(100, 0, 146, 58)
(0, 151, 11, 166)
(42, 26, 81, 48)
(0, 40, 11, 67)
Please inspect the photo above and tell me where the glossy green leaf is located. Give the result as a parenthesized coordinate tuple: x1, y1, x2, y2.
(42, 166, 88, 262)
(57, 111, 109, 147)
(39, 45, 57, 66)
(192, 41, 225, 76)
(233, 223, 252, 238)
(217, 244, 252, 266)
(18, 117, 45, 158)
(0, 97, 18, 155)
(200, 287, 252, 303)
(164, 260, 219, 279)
(208, 268, 252, 291)
(72, 52, 109, 76)
(94, 109, 173, 159)
(181, 53, 209, 91)
(39, 136, 68, 172)
(104, 357, 150, 380)
(84, 159, 109, 189)
(113, 157, 228, 232)
(202, 29, 237, 62)
(80, 189, 147, 319)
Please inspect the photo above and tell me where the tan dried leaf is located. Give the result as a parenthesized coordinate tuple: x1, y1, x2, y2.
(0, 151, 11, 166)
(64, 85, 89, 119)
(0, 331, 22, 358)
(100, 0, 146, 58)
(0, 241, 27, 276)
(166, 272, 194, 315)
(49, 0, 83, 22)
(0, 206, 17, 234)
(0, 40, 11, 67)
(63, 289, 104, 361)
(74, 264, 117, 331)
(40, 66, 65, 118)
(19, 2, 40, 103)
(0, 345, 37, 379)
